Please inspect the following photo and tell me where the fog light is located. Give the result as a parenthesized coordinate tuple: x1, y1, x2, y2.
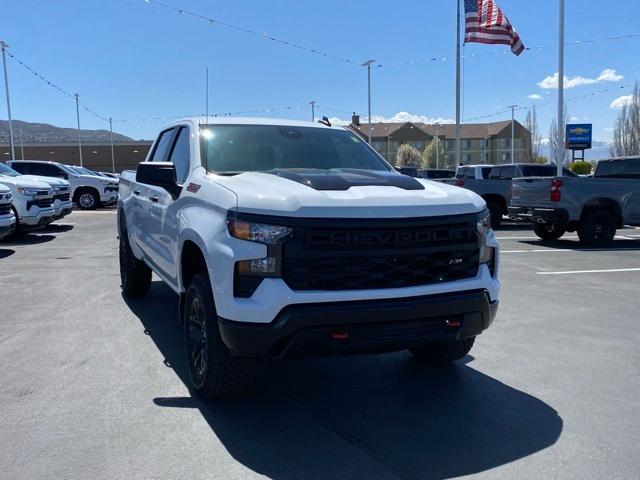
(237, 257, 277, 275)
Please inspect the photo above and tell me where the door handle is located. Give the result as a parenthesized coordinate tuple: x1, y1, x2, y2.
(133, 190, 140, 195)
(150, 196, 159, 203)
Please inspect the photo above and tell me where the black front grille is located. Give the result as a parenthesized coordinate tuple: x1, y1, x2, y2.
(32, 198, 54, 208)
(56, 193, 71, 201)
(0, 204, 11, 215)
(279, 215, 481, 291)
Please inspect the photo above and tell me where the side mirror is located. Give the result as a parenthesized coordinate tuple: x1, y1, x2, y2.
(136, 162, 181, 199)
(62, 173, 69, 179)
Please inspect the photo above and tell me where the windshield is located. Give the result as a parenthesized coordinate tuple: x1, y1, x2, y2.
(0, 163, 21, 177)
(200, 125, 391, 174)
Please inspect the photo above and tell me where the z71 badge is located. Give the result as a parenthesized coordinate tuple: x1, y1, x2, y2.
(186, 183, 201, 193)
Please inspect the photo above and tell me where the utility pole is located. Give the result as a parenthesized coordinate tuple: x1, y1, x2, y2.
(435, 123, 441, 169)
(109, 117, 115, 174)
(455, 0, 462, 169)
(310, 101, 316, 122)
(509, 105, 517, 164)
(75, 93, 83, 167)
(362, 60, 376, 144)
(19, 128, 24, 160)
(1, 40, 15, 161)
(556, 0, 565, 176)
(205, 67, 209, 123)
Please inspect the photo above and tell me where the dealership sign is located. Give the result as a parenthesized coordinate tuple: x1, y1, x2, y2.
(566, 124, 592, 150)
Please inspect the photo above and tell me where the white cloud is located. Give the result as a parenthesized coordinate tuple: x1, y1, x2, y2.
(570, 116, 579, 122)
(610, 95, 633, 109)
(539, 138, 550, 146)
(528, 94, 543, 100)
(371, 112, 455, 124)
(538, 68, 624, 90)
(329, 111, 454, 126)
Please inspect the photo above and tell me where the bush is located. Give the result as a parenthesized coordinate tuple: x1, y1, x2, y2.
(396, 144, 423, 168)
(570, 161, 592, 175)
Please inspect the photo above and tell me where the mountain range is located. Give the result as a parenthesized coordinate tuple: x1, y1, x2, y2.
(0, 120, 146, 144)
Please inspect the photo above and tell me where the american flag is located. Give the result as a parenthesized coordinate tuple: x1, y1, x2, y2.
(464, 0, 525, 56)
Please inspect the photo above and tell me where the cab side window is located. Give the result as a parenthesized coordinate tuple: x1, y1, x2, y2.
(30, 163, 67, 178)
(149, 128, 175, 163)
(167, 127, 191, 184)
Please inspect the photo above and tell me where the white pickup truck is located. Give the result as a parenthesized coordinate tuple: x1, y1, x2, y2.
(118, 117, 500, 397)
(0, 184, 16, 239)
(0, 167, 55, 232)
(9, 160, 118, 210)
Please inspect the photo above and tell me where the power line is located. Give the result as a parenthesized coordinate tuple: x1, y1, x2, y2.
(141, 0, 359, 66)
(7, 51, 110, 122)
(377, 32, 640, 68)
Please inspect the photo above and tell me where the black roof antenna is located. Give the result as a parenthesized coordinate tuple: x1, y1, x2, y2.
(318, 116, 332, 127)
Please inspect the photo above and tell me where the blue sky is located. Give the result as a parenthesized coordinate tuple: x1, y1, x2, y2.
(2, 0, 638, 147)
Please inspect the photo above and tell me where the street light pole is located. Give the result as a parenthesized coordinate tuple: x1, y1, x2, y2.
(75, 93, 83, 167)
(557, 0, 565, 176)
(1, 40, 15, 161)
(362, 59, 376, 144)
(19, 128, 24, 160)
(509, 105, 517, 164)
(310, 101, 316, 122)
(109, 117, 115, 174)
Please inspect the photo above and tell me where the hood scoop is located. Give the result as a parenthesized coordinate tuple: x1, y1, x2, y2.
(265, 168, 425, 191)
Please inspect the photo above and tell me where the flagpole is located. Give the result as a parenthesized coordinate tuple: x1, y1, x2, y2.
(556, 0, 565, 176)
(455, 0, 462, 168)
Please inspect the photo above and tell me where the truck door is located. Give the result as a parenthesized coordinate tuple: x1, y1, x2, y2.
(147, 125, 192, 283)
(135, 127, 176, 260)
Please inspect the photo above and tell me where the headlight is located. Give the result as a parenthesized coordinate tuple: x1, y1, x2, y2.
(17, 187, 40, 197)
(477, 210, 494, 265)
(228, 219, 292, 245)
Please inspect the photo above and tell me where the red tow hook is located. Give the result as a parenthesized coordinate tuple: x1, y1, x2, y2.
(330, 330, 350, 341)
(445, 319, 462, 328)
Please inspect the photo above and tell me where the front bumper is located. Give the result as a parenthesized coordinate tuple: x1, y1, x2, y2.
(508, 206, 569, 224)
(19, 207, 56, 230)
(0, 213, 16, 238)
(53, 199, 73, 220)
(218, 289, 498, 358)
(101, 192, 118, 205)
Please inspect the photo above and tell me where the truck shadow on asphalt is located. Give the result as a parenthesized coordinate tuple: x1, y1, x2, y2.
(0, 249, 14, 259)
(125, 283, 563, 480)
(520, 238, 640, 251)
(1, 233, 56, 246)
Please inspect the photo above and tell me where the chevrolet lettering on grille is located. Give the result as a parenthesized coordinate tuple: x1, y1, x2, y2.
(307, 227, 472, 248)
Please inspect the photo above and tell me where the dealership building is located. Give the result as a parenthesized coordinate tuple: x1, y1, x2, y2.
(0, 142, 152, 173)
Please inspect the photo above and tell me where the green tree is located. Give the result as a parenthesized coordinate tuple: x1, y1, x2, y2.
(422, 138, 445, 168)
(396, 144, 423, 168)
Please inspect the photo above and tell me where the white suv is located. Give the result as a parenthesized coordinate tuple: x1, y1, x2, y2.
(8, 160, 118, 210)
(0, 184, 16, 239)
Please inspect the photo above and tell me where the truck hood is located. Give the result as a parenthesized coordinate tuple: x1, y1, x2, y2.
(211, 169, 486, 218)
(20, 175, 69, 187)
(0, 175, 53, 190)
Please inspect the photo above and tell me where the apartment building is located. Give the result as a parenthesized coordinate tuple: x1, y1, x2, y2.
(349, 119, 532, 167)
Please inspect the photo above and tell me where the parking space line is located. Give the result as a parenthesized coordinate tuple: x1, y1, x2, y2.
(537, 268, 640, 275)
(502, 247, 640, 253)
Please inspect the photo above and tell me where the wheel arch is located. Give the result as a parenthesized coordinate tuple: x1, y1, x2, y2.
(482, 194, 508, 214)
(580, 198, 623, 227)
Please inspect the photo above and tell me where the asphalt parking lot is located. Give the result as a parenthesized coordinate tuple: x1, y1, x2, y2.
(1, 210, 639, 480)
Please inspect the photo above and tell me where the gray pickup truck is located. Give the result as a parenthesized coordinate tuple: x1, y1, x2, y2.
(508, 157, 640, 246)
(451, 164, 577, 228)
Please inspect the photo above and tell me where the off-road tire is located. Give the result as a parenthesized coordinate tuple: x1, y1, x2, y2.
(486, 200, 503, 229)
(533, 223, 566, 242)
(183, 273, 259, 398)
(577, 208, 616, 247)
(409, 337, 476, 364)
(119, 231, 151, 297)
